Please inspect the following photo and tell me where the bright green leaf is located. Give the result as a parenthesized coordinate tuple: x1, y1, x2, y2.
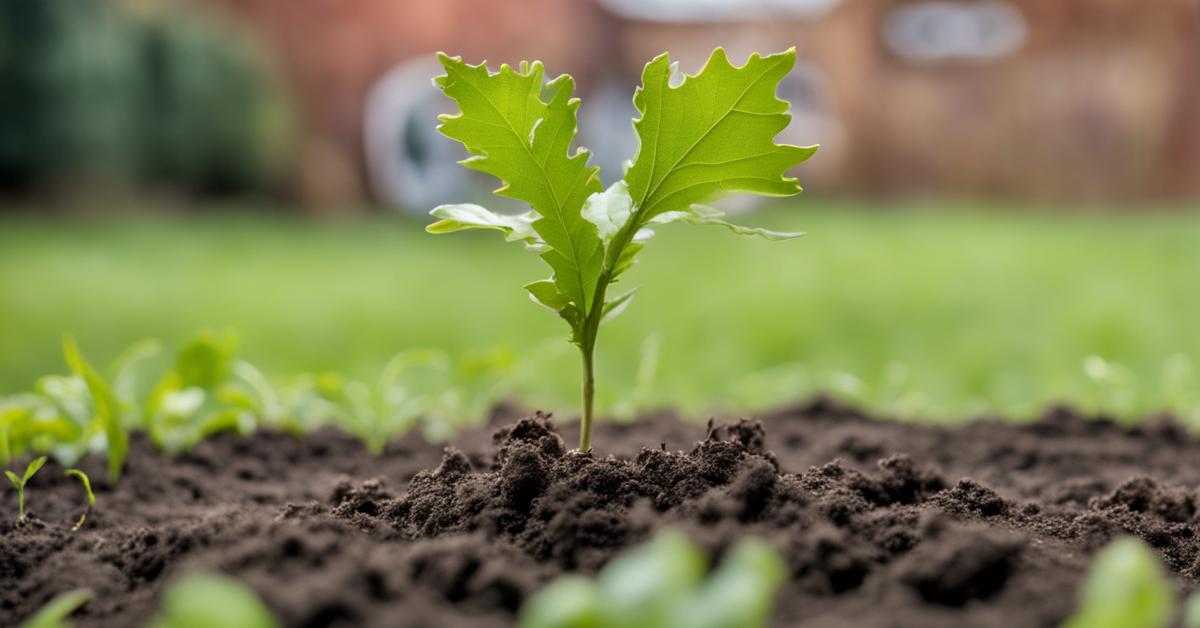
(23, 455, 46, 483)
(526, 279, 583, 334)
(65, 469, 95, 508)
(4, 470, 18, 489)
(148, 572, 279, 628)
(63, 337, 127, 484)
(623, 48, 817, 223)
(1062, 537, 1175, 628)
(433, 53, 605, 315)
(19, 588, 92, 628)
(519, 576, 603, 628)
(598, 530, 707, 627)
(176, 330, 237, 390)
(682, 539, 787, 628)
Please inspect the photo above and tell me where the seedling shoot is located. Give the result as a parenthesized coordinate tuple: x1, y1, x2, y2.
(65, 468, 95, 531)
(427, 47, 816, 451)
(5, 456, 47, 522)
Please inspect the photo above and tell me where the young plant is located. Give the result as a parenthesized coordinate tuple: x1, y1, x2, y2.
(5, 455, 47, 522)
(520, 530, 786, 628)
(63, 337, 128, 484)
(64, 468, 94, 531)
(18, 588, 92, 628)
(427, 48, 816, 451)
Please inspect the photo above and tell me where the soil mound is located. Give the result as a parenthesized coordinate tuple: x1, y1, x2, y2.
(4, 401, 1200, 627)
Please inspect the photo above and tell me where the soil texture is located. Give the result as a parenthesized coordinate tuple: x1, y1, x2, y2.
(4, 399, 1200, 627)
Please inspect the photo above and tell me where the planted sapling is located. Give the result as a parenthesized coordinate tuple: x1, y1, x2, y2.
(427, 47, 816, 450)
(6, 455, 47, 522)
(65, 468, 94, 531)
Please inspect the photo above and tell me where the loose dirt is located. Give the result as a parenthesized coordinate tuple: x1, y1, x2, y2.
(3, 399, 1199, 627)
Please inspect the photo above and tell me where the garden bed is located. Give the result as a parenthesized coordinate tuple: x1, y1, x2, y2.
(3, 398, 1198, 627)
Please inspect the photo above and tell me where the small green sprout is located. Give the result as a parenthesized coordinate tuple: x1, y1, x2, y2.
(520, 530, 786, 628)
(65, 468, 95, 531)
(427, 48, 815, 451)
(1061, 536, 1187, 628)
(63, 337, 128, 484)
(148, 572, 279, 628)
(19, 588, 92, 628)
(5, 455, 47, 522)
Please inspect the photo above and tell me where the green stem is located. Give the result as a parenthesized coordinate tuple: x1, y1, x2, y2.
(17, 488, 24, 521)
(579, 344, 595, 452)
(575, 212, 645, 453)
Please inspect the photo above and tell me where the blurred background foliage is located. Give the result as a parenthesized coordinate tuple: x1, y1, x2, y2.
(2, 205, 1197, 426)
(0, 0, 291, 198)
(0, 0, 1197, 428)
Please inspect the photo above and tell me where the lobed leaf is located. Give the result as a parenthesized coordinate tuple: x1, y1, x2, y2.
(623, 48, 816, 224)
(434, 53, 605, 316)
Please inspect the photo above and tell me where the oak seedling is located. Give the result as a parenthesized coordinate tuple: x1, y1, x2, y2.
(427, 47, 815, 451)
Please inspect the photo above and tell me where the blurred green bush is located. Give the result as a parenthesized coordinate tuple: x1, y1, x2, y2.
(0, 0, 292, 198)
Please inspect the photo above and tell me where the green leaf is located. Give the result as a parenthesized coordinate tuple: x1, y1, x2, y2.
(66, 469, 95, 507)
(526, 279, 583, 334)
(519, 576, 603, 628)
(1062, 537, 1175, 628)
(683, 539, 787, 628)
(427, 204, 547, 251)
(23, 455, 47, 483)
(601, 288, 637, 323)
(19, 588, 92, 628)
(5, 469, 19, 489)
(148, 573, 279, 628)
(598, 530, 707, 627)
(623, 48, 816, 223)
(63, 337, 127, 484)
(176, 330, 237, 389)
(434, 53, 605, 315)
(652, 205, 804, 240)
(1184, 592, 1200, 628)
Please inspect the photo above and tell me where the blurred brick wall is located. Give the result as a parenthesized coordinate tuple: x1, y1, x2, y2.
(844, 0, 1200, 202)
(207, 0, 1199, 206)
(205, 0, 614, 209)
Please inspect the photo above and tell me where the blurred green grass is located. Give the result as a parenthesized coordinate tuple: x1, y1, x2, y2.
(1, 201, 1198, 423)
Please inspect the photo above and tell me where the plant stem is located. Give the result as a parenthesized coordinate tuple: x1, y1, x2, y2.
(579, 344, 595, 452)
(576, 212, 645, 453)
(17, 489, 24, 521)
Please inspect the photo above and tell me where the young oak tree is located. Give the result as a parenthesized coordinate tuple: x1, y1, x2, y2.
(427, 48, 816, 451)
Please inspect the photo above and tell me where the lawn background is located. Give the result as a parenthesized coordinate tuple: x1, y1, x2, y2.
(2, 200, 1197, 425)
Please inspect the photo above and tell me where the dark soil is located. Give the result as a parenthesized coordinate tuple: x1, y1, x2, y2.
(4, 399, 1200, 627)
